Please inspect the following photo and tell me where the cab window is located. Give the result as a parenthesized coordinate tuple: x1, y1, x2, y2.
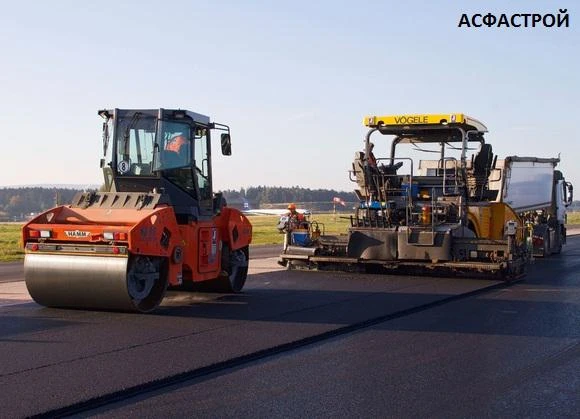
(157, 121, 192, 171)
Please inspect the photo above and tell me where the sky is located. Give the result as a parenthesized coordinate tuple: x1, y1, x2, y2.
(0, 0, 578, 192)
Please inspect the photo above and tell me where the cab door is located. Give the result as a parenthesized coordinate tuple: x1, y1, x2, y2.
(193, 127, 214, 216)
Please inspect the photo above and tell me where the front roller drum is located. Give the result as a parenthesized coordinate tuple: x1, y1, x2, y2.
(24, 253, 168, 312)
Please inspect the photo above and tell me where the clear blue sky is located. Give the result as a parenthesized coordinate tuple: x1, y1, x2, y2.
(1, 1, 577, 192)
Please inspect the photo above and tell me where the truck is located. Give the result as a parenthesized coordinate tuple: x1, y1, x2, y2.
(279, 113, 529, 278)
(489, 157, 573, 256)
(22, 108, 252, 312)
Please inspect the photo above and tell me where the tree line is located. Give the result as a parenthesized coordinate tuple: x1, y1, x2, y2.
(3, 186, 579, 222)
(221, 186, 355, 209)
(0, 186, 357, 221)
(0, 188, 81, 221)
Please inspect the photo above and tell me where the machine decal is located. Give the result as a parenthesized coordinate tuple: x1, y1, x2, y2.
(65, 230, 91, 238)
(117, 160, 130, 174)
(393, 115, 429, 124)
(363, 113, 485, 130)
(160, 228, 171, 249)
(209, 228, 218, 264)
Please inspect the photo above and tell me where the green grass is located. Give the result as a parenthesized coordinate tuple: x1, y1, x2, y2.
(0, 224, 24, 262)
(567, 211, 580, 225)
(248, 213, 353, 245)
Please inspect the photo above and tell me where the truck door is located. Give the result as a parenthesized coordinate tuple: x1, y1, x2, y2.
(556, 180, 567, 223)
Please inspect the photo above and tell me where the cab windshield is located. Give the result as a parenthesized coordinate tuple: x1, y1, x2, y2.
(113, 115, 192, 176)
(114, 114, 157, 176)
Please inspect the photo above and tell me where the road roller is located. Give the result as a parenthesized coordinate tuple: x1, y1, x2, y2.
(22, 108, 252, 312)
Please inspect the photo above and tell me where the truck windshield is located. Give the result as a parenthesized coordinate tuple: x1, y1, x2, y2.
(115, 114, 157, 177)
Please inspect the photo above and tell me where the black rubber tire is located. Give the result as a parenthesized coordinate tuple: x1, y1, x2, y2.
(216, 245, 249, 293)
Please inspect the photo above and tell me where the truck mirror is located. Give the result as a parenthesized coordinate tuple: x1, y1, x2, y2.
(567, 183, 574, 203)
(221, 133, 232, 156)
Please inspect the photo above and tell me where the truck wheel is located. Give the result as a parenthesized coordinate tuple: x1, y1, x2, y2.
(217, 245, 249, 293)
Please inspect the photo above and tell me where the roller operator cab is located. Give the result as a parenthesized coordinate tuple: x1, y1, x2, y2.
(279, 113, 527, 278)
(22, 109, 252, 312)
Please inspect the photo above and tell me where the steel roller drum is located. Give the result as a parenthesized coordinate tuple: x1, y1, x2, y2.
(24, 254, 166, 312)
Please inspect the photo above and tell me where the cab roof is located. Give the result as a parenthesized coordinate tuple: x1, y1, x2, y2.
(365, 113, 487, 132)
(363, 113, 487, 143)
(99, 108, 211, 125)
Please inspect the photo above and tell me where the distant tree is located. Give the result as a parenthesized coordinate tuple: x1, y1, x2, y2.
(7, 195, 25, 215)
(0, 187, 84, 219)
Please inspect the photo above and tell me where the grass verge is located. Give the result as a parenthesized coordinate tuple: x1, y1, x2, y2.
(248, 213, 352, 245)
(0, 224, 24, 262)
(567, 211, 580, 224)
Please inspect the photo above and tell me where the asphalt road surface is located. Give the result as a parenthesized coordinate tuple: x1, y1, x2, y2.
(88, 240, 580, 419)
(0, 262, 24, 283)
(93, 277, 580, 418)
(1, 239, 579, 417)
(247, 244, 282, 260)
